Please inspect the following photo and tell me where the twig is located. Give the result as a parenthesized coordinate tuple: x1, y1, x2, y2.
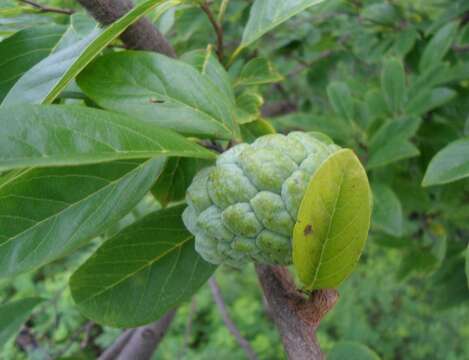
(116, 309, 178, 360)
(18, 0, 75, 15)
(453, 44, 469, 54)
(74, 0, 176, 57)
(209, 277, 258, 360)
(255, 265, 338, 360)
(200, 2, 224, 61)
(98, 330, 135, 360)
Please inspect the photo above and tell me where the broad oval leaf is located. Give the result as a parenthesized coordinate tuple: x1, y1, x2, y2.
(70, 205, 216, 327)
(77, 51, 238, 140)
(0, 159, 165, 277)
(0, 298, 43, 348)
(372, 183, 403, 236)
(0, 25, 66, 102)
(240, 0, 325, 48)
(1, 0, 180, 106)
(0, 105, 215, 172)
(293, 149, 372, 290)
(422, 138, 469, 186)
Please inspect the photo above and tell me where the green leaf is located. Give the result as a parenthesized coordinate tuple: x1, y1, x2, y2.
(70, 205, 216, 327)
(405, 87, 457, 116)
(0, 25, 65, 102)
(235, 57, 283, 87)
(368, 116, 421, 169)
(0, 298, 43, 348)
(235, 89, 264, 124)
(381, 58, 406, 114)
(329, 341, 380, 360)
(466, 246, 469, 289)
(240, 0, 325, 48)
(361, 3, 399, 27)
(1, 0, 180, 106)
(422, 138, 469, 186)
(419, 21, 459, 72)
(0, 105, 215, 172)
(372, 183, 403, 236)
(241, 118, 276, 141)
(77, 51, 238, 140)
(240, 118, 276, 143)
(181, 47, 235, 102)
(327, 82, 355, 122)
(152, 158, 212, 207)
(0, 159, 166, 277)
(293, 149, 372, 290)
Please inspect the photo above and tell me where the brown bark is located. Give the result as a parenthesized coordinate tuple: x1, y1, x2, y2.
(255, 265, 339, 360)
(74, 0, 176, 57)
(115, 309, 177, 360)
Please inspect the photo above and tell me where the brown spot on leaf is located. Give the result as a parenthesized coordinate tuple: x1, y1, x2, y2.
(304, 224, 313, 236)
(149, 97, 164, 104)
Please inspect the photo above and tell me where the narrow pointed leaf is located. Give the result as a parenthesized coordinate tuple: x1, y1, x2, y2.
(381, 58, 406, 114)
(70, 205, 216, 327)
(327, 82, 355, 122)
(2, 0, 180, 106)
(0, 105, 215, 172)
(241, 0, 325, 48)
(0, 159, 166, 277)
(422, 138, 469, 186)
(0, 298, 43, 348)
(77, 51, 238, 139)
(372, 183, 403, 236)
(293, 149, 372, 290)
(419, 21, 459, 72)
(368, 116, 421, 168)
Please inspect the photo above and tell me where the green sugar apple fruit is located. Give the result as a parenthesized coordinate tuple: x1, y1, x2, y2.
(182, 132, 340, 267)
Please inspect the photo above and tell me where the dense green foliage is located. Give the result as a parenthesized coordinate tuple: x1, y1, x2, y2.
(0, 0, 468, 358)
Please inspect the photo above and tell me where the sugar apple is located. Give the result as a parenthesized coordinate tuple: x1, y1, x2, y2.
(182, 132, 340, 267)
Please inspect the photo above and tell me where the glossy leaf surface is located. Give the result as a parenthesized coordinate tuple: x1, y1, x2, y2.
(293, 149, 372, 290)
(241, 0, 325, 48)
(422, 138, 469, 186)
(0, 159, 165, 277)
(0, 25, 65, 102)
(78, 51, 238, 140)
(70, 205, 216, 327)
(2, 0, 179, 106)
(0, 105, 215, 171)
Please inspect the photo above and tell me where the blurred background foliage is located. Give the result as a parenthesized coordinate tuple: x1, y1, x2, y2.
(1, 0, 468, 358)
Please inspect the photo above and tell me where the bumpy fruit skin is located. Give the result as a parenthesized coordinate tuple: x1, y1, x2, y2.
(183, 132, 339, 267)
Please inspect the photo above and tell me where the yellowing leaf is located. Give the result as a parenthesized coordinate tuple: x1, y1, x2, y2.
(293, 149, 372, 290)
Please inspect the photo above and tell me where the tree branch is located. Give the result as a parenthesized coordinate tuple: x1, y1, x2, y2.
(255, 265, 338, 360)
(200, 2, 224, 61)
(115, 309, 177, 360)
(18, 0, 75, 15)
(209, 277, 258, 360)
(98, 330, 135, 360)
(74, 0, 176, 57)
